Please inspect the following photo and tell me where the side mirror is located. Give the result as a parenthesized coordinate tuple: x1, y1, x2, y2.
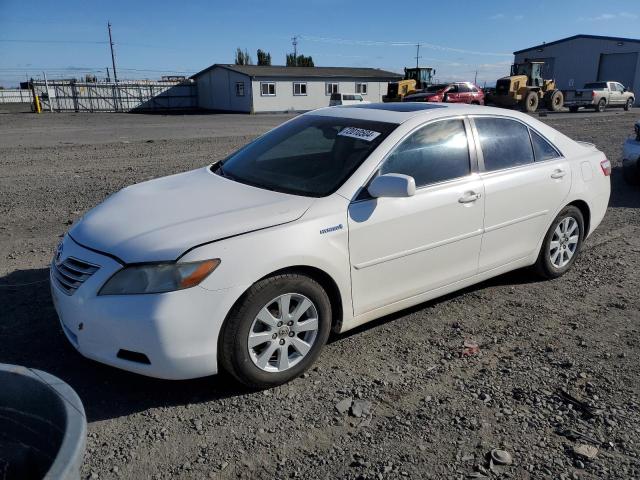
(368, 173, 416, 198)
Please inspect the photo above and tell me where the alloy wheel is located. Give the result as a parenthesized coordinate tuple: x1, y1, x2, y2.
(549, 217, 579, 268)
(247, 293, 319, 372)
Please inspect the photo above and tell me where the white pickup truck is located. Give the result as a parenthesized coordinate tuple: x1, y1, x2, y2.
(563, 81, 635, 113)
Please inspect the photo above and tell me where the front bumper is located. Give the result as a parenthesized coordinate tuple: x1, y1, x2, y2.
(50, 236, 242, 380)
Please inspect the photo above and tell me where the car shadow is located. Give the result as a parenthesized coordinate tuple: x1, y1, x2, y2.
(329, 267, 541, 343)
(0, 268, 245, 423)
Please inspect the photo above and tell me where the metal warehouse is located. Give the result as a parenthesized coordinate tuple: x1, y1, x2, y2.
(192, 64, 402, 113)
(514, 34, 640, 105)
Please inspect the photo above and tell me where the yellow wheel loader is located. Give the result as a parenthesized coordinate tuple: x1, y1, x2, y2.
(383, 67, 435, 102)
(486, 61, 563, 113)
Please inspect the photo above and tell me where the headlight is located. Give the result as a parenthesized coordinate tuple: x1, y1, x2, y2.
(99, 259, 220, 295)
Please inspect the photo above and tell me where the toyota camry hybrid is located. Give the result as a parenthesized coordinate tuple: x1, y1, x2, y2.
(51, 103, 610, 388)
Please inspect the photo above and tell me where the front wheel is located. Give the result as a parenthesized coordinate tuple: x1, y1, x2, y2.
(219, 274, 332, 388)
(534, 206, 584, 279)
(624, 98, 634, 111)
(522, 91, 539, 113)
(548, 90, 564, 112)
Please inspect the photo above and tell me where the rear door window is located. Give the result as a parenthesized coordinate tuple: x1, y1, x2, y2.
(380, 119, 470, 187)
(475, 117, 534, 171)
(530, 130, 560, 161)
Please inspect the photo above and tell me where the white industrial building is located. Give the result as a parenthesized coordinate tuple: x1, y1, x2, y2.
(514, 34, 640, 105)
(192, 64, 402, 113)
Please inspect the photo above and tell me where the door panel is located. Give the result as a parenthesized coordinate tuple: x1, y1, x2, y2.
(472, 116, 572, 271)
(479, 159, 571, 271)
(348, 177, 484, 315)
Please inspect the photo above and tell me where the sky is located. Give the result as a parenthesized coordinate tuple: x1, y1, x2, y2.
(1, 0, 639, 87)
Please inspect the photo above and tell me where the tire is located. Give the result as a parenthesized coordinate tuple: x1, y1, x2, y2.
(219, 274, 332, 388)
(569, 106, 579, 113)
(596, 98, 606, 113)
(522, 91, 539, 112)
(534, 206, 585, 279)
(624, 98, 634, 111)
(548, 90, 564, 112)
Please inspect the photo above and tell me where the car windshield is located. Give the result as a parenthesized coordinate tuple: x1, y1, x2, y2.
(216, 115, 398, 197)
(424, 84, 448, 92)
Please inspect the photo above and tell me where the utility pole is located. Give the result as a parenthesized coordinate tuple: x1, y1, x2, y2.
(106, 67, 111, 83)
(108, 21, 118, 83)
(415, 44, 421, 69)
(43, 71, 53, 112)
(292, 36, 298, 66)
(474, 69, 478, 84)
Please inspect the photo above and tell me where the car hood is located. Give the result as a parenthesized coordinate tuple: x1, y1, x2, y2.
(70, 166, 314, 263)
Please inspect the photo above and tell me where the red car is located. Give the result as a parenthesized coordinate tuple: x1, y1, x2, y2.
(403, 82, 484, 105)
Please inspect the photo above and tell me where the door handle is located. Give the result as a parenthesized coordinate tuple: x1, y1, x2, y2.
(551, 169, 566, 179)
(459, 191, 481, 204)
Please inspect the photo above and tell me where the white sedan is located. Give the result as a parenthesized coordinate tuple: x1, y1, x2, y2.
(51, 103, 611, 387)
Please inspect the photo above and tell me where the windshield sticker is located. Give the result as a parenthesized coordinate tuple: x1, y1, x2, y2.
(338, 127, 381, 142)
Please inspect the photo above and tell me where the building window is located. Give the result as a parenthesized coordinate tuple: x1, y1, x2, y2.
(260, 82, 276, 96)
(325, 82, 339, 95)
(235, 82, 245, 96)
(293, 82, 307, 96)
(355, 82, 367, 95)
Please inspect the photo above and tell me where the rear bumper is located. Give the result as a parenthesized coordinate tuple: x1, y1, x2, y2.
(50, 236, 243, 380)
(563, 100, 594, 107)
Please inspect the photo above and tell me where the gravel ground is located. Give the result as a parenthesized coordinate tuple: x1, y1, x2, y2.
(1, 109, 639, 480)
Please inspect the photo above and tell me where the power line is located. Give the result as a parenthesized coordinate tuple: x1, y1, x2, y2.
(0, 39, 107, 45)
(299, 35, 512, 57)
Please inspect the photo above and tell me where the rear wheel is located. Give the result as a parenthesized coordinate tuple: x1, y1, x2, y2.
(522, 91, 539, 112)
(624, 98, 634, 111)
(596, 98, 606, 113)
(219, 274, 332, 388)
(548, 90, 564, 112)
(534, 206, 584, 279)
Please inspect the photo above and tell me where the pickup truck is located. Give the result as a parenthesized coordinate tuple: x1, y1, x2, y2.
(563, 81, 635, 113)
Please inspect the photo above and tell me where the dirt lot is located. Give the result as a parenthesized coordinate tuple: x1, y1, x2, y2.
(1, 109, 639, 480)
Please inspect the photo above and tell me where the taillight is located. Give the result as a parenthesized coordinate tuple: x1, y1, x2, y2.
(592, 91, 596, 99)
(600, 158, 611, 176)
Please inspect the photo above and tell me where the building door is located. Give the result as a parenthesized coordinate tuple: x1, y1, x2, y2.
(597, 53, 638, 91)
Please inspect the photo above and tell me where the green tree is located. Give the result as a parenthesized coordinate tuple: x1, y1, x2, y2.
(234, 48, 253, 66)
(257, 49, 272, 66)
(286, 53, 314, 67)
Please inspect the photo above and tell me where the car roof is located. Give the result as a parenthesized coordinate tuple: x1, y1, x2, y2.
(309, 103, 505, 124)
